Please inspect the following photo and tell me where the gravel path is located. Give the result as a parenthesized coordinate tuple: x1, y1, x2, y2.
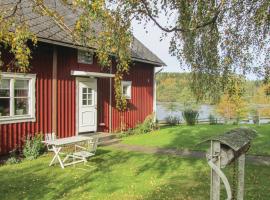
(110, 143, 270, 166)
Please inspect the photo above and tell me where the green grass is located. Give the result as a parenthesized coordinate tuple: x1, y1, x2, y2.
(0, 148, 270, 200)
(122, 124, 270, 156)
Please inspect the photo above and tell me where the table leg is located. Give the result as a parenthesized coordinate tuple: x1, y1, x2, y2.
(49, 146, 65, 169)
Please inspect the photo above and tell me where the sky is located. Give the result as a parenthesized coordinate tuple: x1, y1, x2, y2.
(132, 21, 184, 73)
(131, 20, 262, 80)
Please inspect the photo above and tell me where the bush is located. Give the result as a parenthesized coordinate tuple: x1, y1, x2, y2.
(23, 134, 45, 160)
(208, 114, 218, 125)
(6, 157, 21, 165)
(165, 115, 181, 125)
(182, 109, 199, 126)
(117, 128, 134, 138)
(120, 114, 158, 137)
(133, 114, 158, 135)
(252, 115, 260, 124)
(6, 149, 21, 165)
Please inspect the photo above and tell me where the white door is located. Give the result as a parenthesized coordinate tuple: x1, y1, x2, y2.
(78, 79, 97, 133)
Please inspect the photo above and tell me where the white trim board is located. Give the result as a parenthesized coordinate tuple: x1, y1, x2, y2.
(71, 70, 115, 78)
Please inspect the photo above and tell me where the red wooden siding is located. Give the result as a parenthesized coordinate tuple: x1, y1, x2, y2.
(0, 43, 154, 155)
(98, 65, 154, 132)
(0, 44, 53, 155)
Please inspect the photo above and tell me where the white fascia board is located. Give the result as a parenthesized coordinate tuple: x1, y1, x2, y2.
(71, 70, 115, 78)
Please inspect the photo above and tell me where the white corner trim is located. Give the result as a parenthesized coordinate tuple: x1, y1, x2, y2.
(153, 67, 157, 122)
(75, 78, 79, 135)
(71, 70, 115, 78)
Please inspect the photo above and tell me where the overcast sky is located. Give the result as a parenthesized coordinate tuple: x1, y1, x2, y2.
(132, 20, 185, 72)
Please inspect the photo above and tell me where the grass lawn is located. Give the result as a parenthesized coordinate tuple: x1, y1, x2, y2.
(0, 148, 270, 200)
(122, 124, 270, 156)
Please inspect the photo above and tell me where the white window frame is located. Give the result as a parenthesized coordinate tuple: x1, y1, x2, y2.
(121, 81, 132, 99)
(77, 50, 94, 64)
(0, 72, 36, 124)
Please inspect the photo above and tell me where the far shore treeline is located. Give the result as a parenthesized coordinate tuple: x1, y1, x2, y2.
(156, 72, 270, 120)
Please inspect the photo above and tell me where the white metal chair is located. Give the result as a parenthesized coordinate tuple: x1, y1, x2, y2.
(45, 132, 57, 152)
(72, 137, 98, 164)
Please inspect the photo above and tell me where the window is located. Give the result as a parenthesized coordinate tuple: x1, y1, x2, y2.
(121, 81, 132, 99)
(82, 87, 93, 106)
(78, 50, 94, 64)
(0, 73, 36, 124)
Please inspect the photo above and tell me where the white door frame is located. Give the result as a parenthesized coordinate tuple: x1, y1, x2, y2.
(75, 77, 97, 135)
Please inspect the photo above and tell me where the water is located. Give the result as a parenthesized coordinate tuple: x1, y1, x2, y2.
(156, 102, 215, 121)
(156, 102, 270, 124)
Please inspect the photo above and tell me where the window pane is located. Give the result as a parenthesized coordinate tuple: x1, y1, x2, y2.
(82, 100, 87, 106)
(15, 80, 29, 97)
(78, 50, 93, 64)
(88, 94, 92, 99)
(14, 98, 29, 115)
(123, 85, 128, 95)
(15, 89, 29, 97)
(0, 89, 10, 97)
(0, 98, 10, 116)
(0, 79, 10, 97)
(88, 99, 92, 105)
(83, 94, 87, 99)
(15, 80, 29, 89)
(88, 88, 92, 94)
(0, 79, 10, 89)
(83, 88, 87, 94)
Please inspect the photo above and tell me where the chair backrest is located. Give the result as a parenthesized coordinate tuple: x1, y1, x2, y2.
(45, 132, 57, 141)
(87, 137, 98, 153)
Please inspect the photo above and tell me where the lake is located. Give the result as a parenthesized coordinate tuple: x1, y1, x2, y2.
(156, 102, 216, 121)
(156, 102, 270, 124)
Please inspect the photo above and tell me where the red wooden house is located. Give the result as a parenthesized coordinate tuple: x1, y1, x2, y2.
(0, 1, 165, 155)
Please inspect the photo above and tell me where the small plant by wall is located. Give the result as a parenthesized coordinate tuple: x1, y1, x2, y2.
(6, 149, 21, 165)
(23, 133, 45, 160)
(165, 115, 181, 125)
(119, 114, 158, 137)
(208, 114, 218, 125)
(182, 109, 199, 126)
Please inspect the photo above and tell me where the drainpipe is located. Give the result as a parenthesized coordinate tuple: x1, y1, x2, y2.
(109, 66, 112, 133)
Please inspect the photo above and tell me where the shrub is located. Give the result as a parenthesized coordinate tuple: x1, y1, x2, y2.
(120, 114, 158, 137)
(252, 115, 260, 124)
(133, 114, 158, 135)
(117, 128, 134, 138)
(182, 109, 199, 126)
(23, 133, 45, 160)
(6, 157, 21, 165)
(165, 115, 181, 125)
(208, 114, 218, 125)
(6, 149, 21, 165)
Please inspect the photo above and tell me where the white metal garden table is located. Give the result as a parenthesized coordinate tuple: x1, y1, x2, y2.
(43, 136, 93, 169)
